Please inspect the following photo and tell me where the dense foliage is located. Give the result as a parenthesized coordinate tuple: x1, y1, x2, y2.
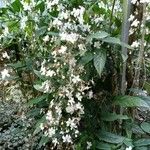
(0, 0, 150, 149)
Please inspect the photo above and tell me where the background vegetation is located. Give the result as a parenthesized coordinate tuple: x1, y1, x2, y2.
(0, 0, 150, 149)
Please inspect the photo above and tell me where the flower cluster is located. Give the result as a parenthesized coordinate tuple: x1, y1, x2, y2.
(37, 50, 91, 147)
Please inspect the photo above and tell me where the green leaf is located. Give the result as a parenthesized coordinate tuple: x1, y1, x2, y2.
(102, 37, 133, 49)
(79, 51, 94, 65)
(103, 37, 121, 45)
(96, 142, 111, 150)
(27, 108, 41, 117)
(94, 50, 106, 76)
(114, 96, 149, 108)
(39, 135, 49, 148)
(139, 96, 150, 108)
(134, 139, 150, 147)
(121, 53, 128, 62)
(34, 115, 46, 135)
(97, 131, 125, 144)
(123, 138, 134, 147)
(35, 1, 45, 12)
(33, 84, 43, 92)
(141, 122, 150, 134)
(101, 112, 129, 121)
(144, 82, 150, 94)
(47, 32, 59, 36)
(7, 61, 26, 69)
(35, 26, 47, 36)
(27, 94, 48, 106)
(132, 124, 145, 134)
(33, 70, 45, 80)
(135, 147, 148, 150)
(87, 31, 109, 42)
(10, 0, 22, 12)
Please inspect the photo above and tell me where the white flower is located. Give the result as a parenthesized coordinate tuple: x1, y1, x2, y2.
(131, 41, 139, 48)
(3, 26, 9, 36)
(22, 2, 31, 11)
(94, 42, 101, 48)
(48, 127, 56, 137)
(40, 123, 44, 130)
(41, 80, 51, 93)
(128, 14, 135, 22)
(53, 18, 62, 26)
(66, 105, 75, 114)
(62, 134, 72, 143)
(58, 46, 67, 54)
(76, 92, 83, 101)
(52, 138, 58, 146)
(51, 0, 59, 5)
(71, 6, 85, 24)
(95, 16, 104, 24)
(98, 2, 106, 9)
(20, 16, 28, 29)
(140, 0, 150, 3)
(46, 0, 59, 9)
(129, 28, 135, 35)
(46, 111, 54, 123)
(2, 52, 10, 59)
(59, 11, 69, 20)
(1, 69, 10, 79)
(72, 75, 81, 84)
(131, 19, 139, 27)
(60, 32, 79, 44)
(78, 44, 85, 50)
(131, 0, 137, 4)
(75, 102, 83, 110)
(68, 97, 75, 105)
(88, 91, 93, 99)
(69, 58, 76, 67)
(66, 118, 77, 130)
(46, 70, 56, 77)
(125, 146, 132, 150)
(43, 35, 50, 42)
(87, 141, 92, 149)
(40, 66, 46, 75)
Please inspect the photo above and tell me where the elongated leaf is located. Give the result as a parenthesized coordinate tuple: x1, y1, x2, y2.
(8, 61, 26, 69)
(79, 51, 94, 65)
(139, 96, 150, 107)
(101, 112, 129, 121)
(134, 139, 150, 147)
(27, 94, 48, 106)
(47, 32, 59, 36)
(87, 31, 109, 42)
(96, 142, 111, 150)
(27, 108, 41, 117)
(35, 26, 47, 36)
(135, 147, 148, 150)
(103, 37, 133, 49)
(103, 37, 121, 45)
(132, 124, 145, 134)
(123, 138, 134, 147)
(94, 50, 106, 76)
(114, 96, 149, 108)
(39, 135, 49, 148)
(141, 122, 150, 134)
(33, 84, 43, 92)
(97, 131, 125, 144)
(34, 115, 46, 135)
(33, 70, 45, 80)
